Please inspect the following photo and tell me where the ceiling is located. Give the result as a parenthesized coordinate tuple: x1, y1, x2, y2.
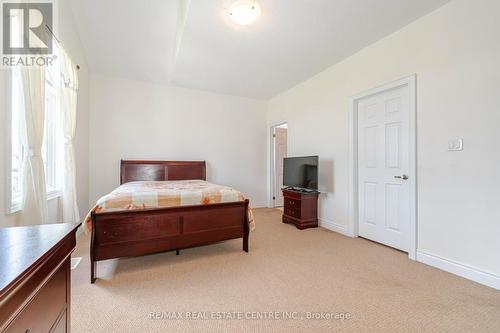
(69, 0, 450, 100)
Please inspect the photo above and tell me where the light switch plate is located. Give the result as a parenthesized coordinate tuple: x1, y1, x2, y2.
(448, 138, 463, 151)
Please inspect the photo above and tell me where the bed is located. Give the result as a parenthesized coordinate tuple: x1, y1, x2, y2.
(87, 160, 251, 283)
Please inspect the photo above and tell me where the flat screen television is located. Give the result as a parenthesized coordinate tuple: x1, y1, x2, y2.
(283, 156, 318, 191)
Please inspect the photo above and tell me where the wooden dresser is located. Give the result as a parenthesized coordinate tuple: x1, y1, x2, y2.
(282, 189, 319, 229)
(0, 223, 80, 333)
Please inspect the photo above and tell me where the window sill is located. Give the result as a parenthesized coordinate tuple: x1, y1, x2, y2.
(9, 201, 22, 215)
(8, 190, 62, 215)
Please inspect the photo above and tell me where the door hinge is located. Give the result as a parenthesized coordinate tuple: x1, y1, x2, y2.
(273, 134, 276, 138)
(273, 196, 276, 200)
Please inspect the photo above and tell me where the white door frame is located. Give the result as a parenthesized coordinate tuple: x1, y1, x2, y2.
(348, 74, 417, 260)
(269, 122, 288, 208)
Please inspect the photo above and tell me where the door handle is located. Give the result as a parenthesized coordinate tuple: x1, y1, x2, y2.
(394, 174, 408, 180)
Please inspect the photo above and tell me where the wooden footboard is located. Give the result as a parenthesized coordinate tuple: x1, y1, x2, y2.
(90, 200, 249, 283)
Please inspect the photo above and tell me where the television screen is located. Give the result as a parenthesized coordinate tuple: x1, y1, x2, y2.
(283, 156, 318, 190)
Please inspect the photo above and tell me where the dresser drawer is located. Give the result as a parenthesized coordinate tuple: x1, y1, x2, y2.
(283, 190, 302, 200)
(285, 198, 301, 208)
(51, 310, 67, 333)
(284, 206, 301, 218)
(4, 264, 67, 333)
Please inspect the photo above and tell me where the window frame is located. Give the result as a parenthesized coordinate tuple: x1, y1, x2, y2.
(4, 69, 19, 214)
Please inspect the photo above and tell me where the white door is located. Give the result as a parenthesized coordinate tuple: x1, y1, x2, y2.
(274, 127, 287, 207)
(358, 85, 410, 252)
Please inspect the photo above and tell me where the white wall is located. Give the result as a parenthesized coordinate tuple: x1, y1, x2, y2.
(0, 0, 90, 226)
(267, 0, 500, 278)
(89, 74, 268, 207)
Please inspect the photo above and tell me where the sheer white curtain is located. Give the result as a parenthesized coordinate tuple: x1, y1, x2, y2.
(20, 68, 48, 224)
(59, 46, 80, 223)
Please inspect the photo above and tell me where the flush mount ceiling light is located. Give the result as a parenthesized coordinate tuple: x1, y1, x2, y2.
(228, 0, 261, 26)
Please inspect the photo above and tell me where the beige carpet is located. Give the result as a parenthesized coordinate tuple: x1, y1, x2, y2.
(71, 209, 500, 333)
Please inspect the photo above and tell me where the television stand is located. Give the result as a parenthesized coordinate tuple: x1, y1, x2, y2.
(282, 189, 319, 230)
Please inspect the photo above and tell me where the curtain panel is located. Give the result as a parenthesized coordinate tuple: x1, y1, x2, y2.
(20, 68, 48, 224)
(59, 47, 80, 223)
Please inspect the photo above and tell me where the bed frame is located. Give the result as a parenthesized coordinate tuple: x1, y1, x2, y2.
(90, 160, 249, 283)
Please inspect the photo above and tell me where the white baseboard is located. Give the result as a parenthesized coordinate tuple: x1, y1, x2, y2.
(76, 225, 84, 237)
(319, 218, 353, 237)
(251, 201, 269, 209)
(416, 250, 500, 290)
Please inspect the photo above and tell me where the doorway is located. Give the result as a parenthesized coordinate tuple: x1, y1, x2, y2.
(271, 123, 288, 207)
(349, 75, 417, 259)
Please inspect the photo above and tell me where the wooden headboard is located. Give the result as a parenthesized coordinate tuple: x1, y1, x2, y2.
(120, 160, 206, 184)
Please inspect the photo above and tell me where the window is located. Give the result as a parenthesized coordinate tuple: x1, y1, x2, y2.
(43, 62, 62, 194)
(9, 12, 23, 210)
(8, 26, 62, 213)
